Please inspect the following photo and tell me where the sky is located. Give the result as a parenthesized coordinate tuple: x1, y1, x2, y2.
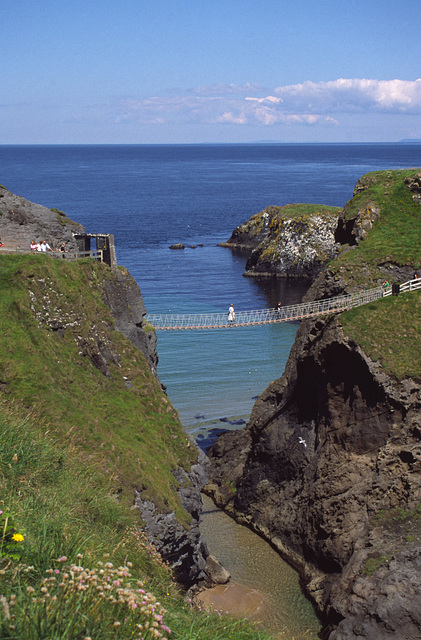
(2, 0, 421, 144)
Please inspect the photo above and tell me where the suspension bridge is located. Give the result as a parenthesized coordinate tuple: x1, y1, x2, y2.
(146, 278, 420, 331)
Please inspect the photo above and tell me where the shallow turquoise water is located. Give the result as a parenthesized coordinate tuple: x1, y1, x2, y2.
(200, 495, 321, 639)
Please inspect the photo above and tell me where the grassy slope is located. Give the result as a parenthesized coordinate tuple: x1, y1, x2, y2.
(334, 169, 421, 380)
(0, 254, 274, 639)
(0, 255, 195, 520)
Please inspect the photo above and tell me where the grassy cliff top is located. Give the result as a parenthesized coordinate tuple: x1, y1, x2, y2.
(265, 203, 341, 218)
(240, 203, 341, 234)
(333, 169, 421, 380)
(340, 291, 420, 380)
(333, 169, 421, 285)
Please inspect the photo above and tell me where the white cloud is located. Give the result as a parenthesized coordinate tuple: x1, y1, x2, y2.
(245, 96, 283, 104)
(216, 111, 248, 124)
(273, 78, 421, 113)
(115, 78, 421, 129)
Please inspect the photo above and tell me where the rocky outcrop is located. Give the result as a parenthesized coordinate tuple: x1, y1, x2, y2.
(135, 450, 210, 587)
(335, 174, 382, 246)
(0, 185, 84, 250)
(221, 204, 341, 279)
(404, 171, 421, 203)
(206, 313, 421, 638)
(101, 266, 159, 377)
(206, 170, 421, 638)
(0, 186, 159, 377)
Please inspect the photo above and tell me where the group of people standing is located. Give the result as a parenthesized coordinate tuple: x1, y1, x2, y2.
(30, 240, 68, 254)
(30, 240, 55, 253)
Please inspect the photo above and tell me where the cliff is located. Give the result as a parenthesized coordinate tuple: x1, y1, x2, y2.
(0, 185, 213, 588)
(221, 203, 341, 279)
(0, 247, 265, 640)
(206, 169, 421, 639)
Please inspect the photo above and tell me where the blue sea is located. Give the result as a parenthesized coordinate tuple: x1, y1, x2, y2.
(1, 143, 420, 444)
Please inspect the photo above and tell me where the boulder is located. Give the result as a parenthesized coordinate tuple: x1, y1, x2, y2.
(205, 554, 231, 585)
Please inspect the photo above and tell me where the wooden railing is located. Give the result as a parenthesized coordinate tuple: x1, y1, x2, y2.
(0, 247, 103, 262)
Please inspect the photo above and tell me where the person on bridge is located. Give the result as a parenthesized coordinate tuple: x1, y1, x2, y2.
(228, 304, 235, 325)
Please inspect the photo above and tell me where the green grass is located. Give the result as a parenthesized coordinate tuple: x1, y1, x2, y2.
(0, 254, 281, 639)
(331, 170, 421, 379)
(0, 255, 196, 521)
(268, 203, 341, 219)
(340, 291, 421, 380)
(332, 169, 421, 284)
(360, 554, 391, 576)
(0, 407, 276, 640)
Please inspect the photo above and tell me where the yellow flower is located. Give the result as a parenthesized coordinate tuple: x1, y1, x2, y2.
(11, 533, 24, 542)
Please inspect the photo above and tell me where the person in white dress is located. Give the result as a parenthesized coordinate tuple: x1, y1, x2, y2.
(228, 304, 235, 325)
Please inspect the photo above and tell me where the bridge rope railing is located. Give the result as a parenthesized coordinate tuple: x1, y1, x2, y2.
(146, 278, 420, 330)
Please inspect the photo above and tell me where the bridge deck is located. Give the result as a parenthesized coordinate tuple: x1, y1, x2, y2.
(146, 278, 420, 330)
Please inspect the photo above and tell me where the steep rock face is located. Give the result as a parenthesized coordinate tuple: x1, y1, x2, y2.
(101, 266, 159, 377)
(221, 204, 341, 279)
(206, 315, 421, 637)
(135, 450, 210, 587)
(0, 185, 84, 250)
(335, 175, 382, 246)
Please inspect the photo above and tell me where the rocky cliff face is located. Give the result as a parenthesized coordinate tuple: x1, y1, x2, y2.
(206, 314, 421, 637)
(221, 204, 341, 279)
(101, 266, 159, 378)
(206, 170, 421, 639)
(135, 450, 210, 587)
(0, 185, 84, 250)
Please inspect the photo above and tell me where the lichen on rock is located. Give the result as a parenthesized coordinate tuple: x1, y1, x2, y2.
(221, 203, 341, 279)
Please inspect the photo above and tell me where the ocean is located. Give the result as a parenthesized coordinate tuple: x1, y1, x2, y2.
(1, 143, 420, 442)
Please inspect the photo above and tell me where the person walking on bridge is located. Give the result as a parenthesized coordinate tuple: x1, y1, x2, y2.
(228, 303, 235, 325)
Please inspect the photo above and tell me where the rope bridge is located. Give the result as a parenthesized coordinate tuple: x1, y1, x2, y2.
(146, 278, 420, 331)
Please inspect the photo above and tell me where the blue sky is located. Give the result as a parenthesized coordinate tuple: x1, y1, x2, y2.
(2, 0, 421, 144)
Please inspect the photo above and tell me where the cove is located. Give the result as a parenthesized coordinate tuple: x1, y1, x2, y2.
(199, 494, 322, 639)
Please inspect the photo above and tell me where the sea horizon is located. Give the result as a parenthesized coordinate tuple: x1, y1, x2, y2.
(1, 140, 420, 147)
